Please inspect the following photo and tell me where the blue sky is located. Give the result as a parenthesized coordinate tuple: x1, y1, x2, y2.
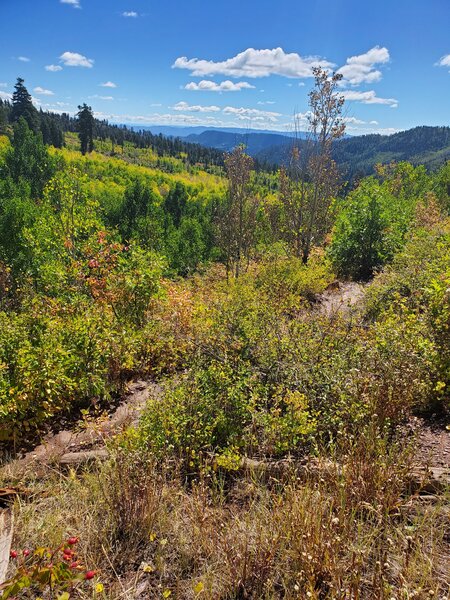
(0, 0, 449, 135)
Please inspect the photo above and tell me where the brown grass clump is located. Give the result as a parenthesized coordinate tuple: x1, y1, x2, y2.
(7, 436, 449, 599)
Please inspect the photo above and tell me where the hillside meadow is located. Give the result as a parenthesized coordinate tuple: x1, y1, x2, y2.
(0, 111, 449, 598)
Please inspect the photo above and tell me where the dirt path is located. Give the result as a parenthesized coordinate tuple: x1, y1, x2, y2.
(2, 281, 448, 490)
(1, 380, 161, 481)
(317, 281, 449, 489)
(318, 281, 367, 316)
(410, 417, 450, 469)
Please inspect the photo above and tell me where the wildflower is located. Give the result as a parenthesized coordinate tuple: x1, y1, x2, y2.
(10, 550, 18, 559)
(23, 549, 30, 557)
(193, 581, 204, 594)
(67, 536, 79, 545)
(85, 570, 96, 580)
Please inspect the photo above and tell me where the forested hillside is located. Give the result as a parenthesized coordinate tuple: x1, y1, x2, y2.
(181, 125, 450, 177)
(0, 83, 226, 172)
(1, 75, 449, 599)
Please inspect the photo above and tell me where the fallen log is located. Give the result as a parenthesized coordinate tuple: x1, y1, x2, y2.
(59, 448, 109, 466)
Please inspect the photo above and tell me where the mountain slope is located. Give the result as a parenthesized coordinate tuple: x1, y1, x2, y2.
(182, 125, 450, 175)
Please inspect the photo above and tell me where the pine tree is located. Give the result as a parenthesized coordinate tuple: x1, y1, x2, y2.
(76, 103, 95, 155)
(5, 117, 56, 198)
(11, 77, 40, 133)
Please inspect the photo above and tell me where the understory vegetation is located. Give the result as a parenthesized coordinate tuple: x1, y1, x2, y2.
(0, 78, 449, 599)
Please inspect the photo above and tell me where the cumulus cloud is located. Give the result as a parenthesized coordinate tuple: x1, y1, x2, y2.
(223, 106, 282, 122)
(60, 0, 81, 8)
(89, 109, 290, 131)
(0, 91, 12, 101)
(100, 81, 117, 88)
(18, 56, 30, 62)
(94, 111, 226, 127)
(60, 51, 94, 68)
(172, 101, 220, 113)
(337, 46, 390, 85)
(341, 89, 398, 107)
(174, 47, 334, 79)
(46, 64, 63, 72)
(34, 86, 54, 96)
(122, 11, 138, 17)
(184, 80, 255, 92)
(343, 116, 366, 125)
(436, 54, 450, 69)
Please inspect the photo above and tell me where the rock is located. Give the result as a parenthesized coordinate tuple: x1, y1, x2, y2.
(0, 509, 14, 585)
(409, 466, 450, 494)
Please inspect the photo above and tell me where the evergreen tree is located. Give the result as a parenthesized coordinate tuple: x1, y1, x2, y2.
(49, 119, 64, 148)
(11, 77, 40, 133)
(76, 103, 95, 155)
(4, 117, 56, 199)
(164, 181, 188, 227)
(0, 102, 8, 134)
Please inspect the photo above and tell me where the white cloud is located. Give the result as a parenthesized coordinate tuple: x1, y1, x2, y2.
(0, 91, 12, 101)
(174, 47, 334, 79)
(100, 81, 117, 88)
(34, 86, 54, 96)
(370, 120, 379, 125)
(42, 101, 72, 112)
(122, 11, 138, 17)
(293, 110, 313, 125)
(257, 100, 276, 105)
(18, 56, 30, 62)
(341, 89, 398, 107)
(89, 95, 114, 100)
(60, 51, 94, 68)
(184, 79, 255, 92)
(436, 54, 450, 69)
(338, 46, 390, 85)
(343, 116, 366, 125)
(60, 0, 81, 8)
(372, 127, 398, 135)
(94, 111, 226, 127)
(223, 106, 282, 122)
(45, 64, 63, 72)
(89, 109, 290, 131)
(172, 101, 220, 113)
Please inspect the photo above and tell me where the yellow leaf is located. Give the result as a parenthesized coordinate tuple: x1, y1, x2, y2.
(95, 582, 104, 593)
(163, 591, 172, 598)
(193, 581, 205, 594)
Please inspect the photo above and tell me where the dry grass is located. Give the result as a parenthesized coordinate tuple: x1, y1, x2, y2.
(6, 436, 449, 600)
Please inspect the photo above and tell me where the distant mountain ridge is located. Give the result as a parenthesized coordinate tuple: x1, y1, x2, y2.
(169, 125, 450, 176)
